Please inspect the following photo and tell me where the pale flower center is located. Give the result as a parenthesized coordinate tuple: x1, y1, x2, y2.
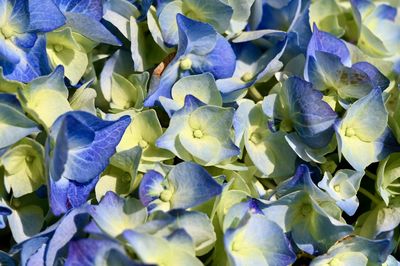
(193, 129, 204, 139)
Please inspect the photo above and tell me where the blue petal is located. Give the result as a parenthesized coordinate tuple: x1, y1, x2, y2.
(352, 61, 390, 90)
(49, 111, 130, 215)
(0, 206, 11, 229)
(143, 61, 180, 107)
(274, 164, 324, 198)
(8, 0, 30, 32)
(65, 238, 133, 266)
(177, 14, 236, 75)
(144, 15, 235, 107)
(54, 0, 103, 20)
(139, 170, 165, 207)
(51, 111, 131, 184)
(64, 13, 121, 45)
(0, 251, 16, 266)
(284, 77, 337, 148)
(376, 127, 400, 160)
(3, 35, 51, 83)
(13, 33, 37, 49)
(45, 207, 90, 265)
(374, 4, 397, 21)
(134, 0, 153, 21)
(0, 40, 20, 65)
(0, 206, 11, 216)
(0, 92, 25, 111)
(51, 114, 95, 183)
(168, 162, 222, 209)
(19, 237, 48, 265)
(286, 3, 312, 53)
(305, 24, 351, 80)
(191, 35, 236, 79)
(257, 0, 300, 31)
(28, 0, 66, 32)
(67, 177, 100, 208)
(176, 14, 217, 55)
(217, 40, 286, 96)
(308, 51, 374, 99)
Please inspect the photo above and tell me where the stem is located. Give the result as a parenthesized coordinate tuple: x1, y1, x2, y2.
(358, 187, 381, 205)
(248, 86, 263, 102)
(365, 170, 377, 181)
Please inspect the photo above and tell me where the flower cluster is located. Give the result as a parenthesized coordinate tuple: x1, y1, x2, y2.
(0, 0, 400, 265)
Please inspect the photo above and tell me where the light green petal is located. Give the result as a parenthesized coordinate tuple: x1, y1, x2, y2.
(189, 106, 234, 139)
(2, 139, 45, 198)
(0, 102, 39, 149)
(147, 5, 173, 53)
(225, 0, 256, 34)
(171, 73, 222, 108)
(339, 90, 387, 142)
(19, 69, 71, 128)
(130, 17, 167, 71)
(46, 27, 89, 85)
(69, 83, 97, 115)
(92, 197, 147, 237)
(110, 73, 139, 110)
(8, 205, 44, 243)
(124, 231, 202, 266)
(103, 0, 140, 39)
(179, 129, 221, 165)
(117, 110, 173, 162)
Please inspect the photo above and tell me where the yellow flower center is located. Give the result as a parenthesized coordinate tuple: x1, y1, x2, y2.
(1, 26, 14, 39)
(53, 44, 64, 53)
(180, 57, 192, 70)
(25, 155, 34, 164)
(241, 72, 253, 82)
(334, 185, 341, 192)
(160, 190, 173, 202)
(193, 129, 204, 139)
(345, 127, 356, 137)
(231, 241, 240, 252)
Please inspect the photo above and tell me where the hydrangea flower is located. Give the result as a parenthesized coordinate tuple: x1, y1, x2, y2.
(47, 111, 130, 215)
(157, 96, 240, 166)
(225, 214, 296, 266)
(335, 89, 399, 171)
(0, 0, 400, 264)
(89, 191, 147, 237)
(377, 153, 400, 205)
(123, 230, 203, 266)
(0, 93, 39, 150)
(139, 162, 222, 212)
(305, 24, 389, 105)
(2, 138, 45, 198)
(158, 0, 233, 46)
(0, 0, 65, 82)
(143, 14, 236, 107)
(351, 0, 400, 57)
(318, 169, 364, 215)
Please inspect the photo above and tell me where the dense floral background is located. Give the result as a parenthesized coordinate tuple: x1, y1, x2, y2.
(0, 0, 400, 265)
